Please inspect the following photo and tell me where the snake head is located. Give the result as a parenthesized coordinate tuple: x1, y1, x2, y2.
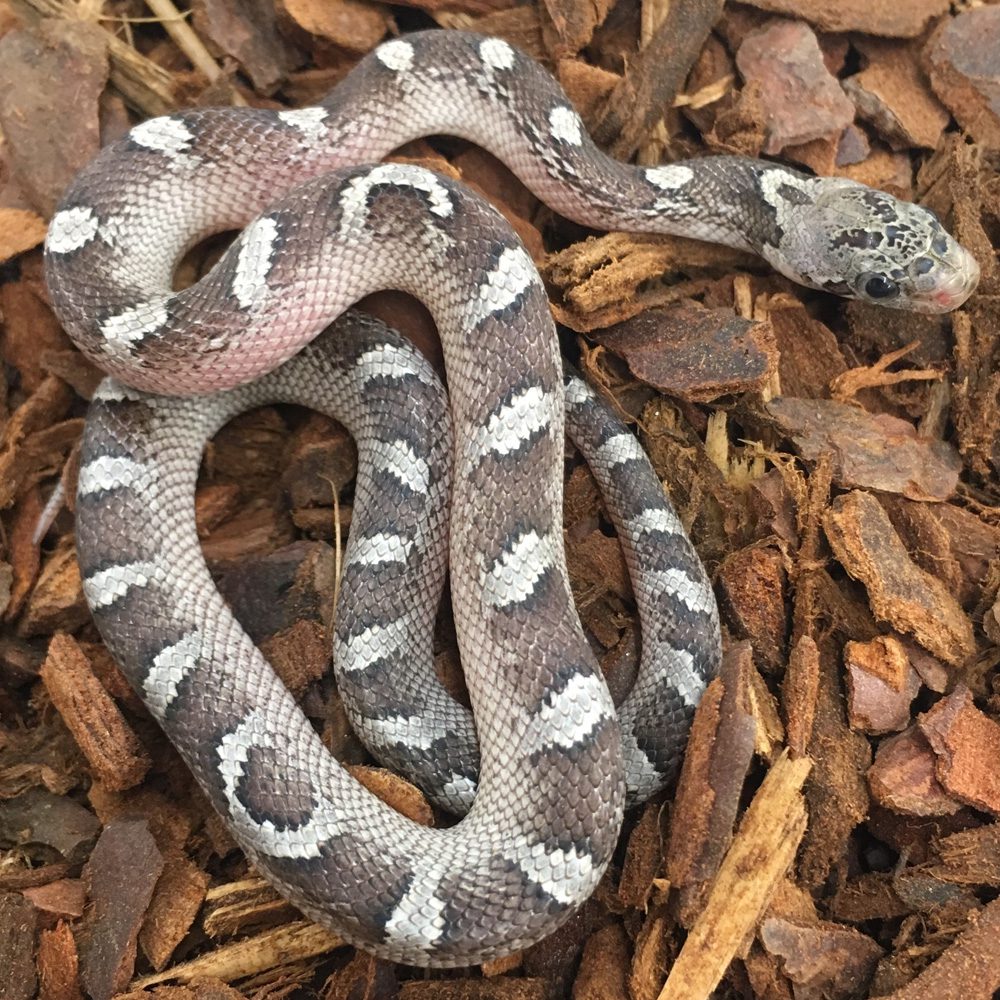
(764, 178, 980, 313)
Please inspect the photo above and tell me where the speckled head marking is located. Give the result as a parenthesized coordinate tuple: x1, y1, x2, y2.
(759, 177, 979, 312)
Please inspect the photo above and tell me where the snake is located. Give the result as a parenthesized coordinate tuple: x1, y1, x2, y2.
(44, 30, 979, 966)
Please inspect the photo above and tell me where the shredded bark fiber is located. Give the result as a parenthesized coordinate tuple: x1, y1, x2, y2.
(1, 1, 999, 999)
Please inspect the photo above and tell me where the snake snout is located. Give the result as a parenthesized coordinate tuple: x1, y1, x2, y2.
(913, 241, 980, 313)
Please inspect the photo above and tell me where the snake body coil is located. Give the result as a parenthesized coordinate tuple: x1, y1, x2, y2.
(46, 30, 978, 965)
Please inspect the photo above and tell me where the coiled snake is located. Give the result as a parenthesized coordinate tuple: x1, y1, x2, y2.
(44, 31, 979, 966)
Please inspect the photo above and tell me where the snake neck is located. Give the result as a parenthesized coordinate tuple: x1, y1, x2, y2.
(320, 33, 815, 256)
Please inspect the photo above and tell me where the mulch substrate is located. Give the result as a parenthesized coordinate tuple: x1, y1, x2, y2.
(1, 1, 999, 998)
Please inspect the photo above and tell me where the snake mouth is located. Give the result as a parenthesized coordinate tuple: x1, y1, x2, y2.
(927, 266, 980, 312)
(913, 248, 981, 313)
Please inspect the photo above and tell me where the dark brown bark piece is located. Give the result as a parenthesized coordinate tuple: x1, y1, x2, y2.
(717, 544, 787, 673)
(925, 6, 1000, 150)
(539, 0, 612, 57)
(823, 491, 976, 667)
(628, 902, 671, 1000)
(572, 922, 630, 1000)
(215, 540, 335, 643)
(0, 891, 38, 1000)
(0, 280, 74, 393)
(0, 863, 70, 891)
(770, 301, 848, 399)
(735, 20, 855, 156)
(829, 872, 911, 923)
(767, 398, 961, 501)
(667, 643, 757, 925)
(930, 824, 1000, 887)
(918, 686, 1000, 815)
(798, 638, 871, 890)
(873, 895, 1000, 999)
(17, 537, 90, 638)
(759, 916, 882, 999)
(844, 635, 922, 735)
(879, 494, 1000, 611)
(843, 40, 949, 150)
(39, 633, 151, 792)
(321, 950, 398, 1000)
(194, 0, 304, 93)
(277, 0, 389, 60)
(565, 528, 630, 605)
(79, 819, 165, 1000)
(259, 618, 330, 697)
(281, 416, 357, 509)
(738, 0, 948, 38)
(0, 20, 108, 215)
(618, 800, 661, 911)
(0, 391, 81, 511)
(0, 787, 100, 865)
(868, 727, 963, 817)
(593, 306, 776, 403)
(3, 488, 42, 625)
(783, 635, 820, 758)
(590, 0, 725, 158)
(21, 878, 86, 925)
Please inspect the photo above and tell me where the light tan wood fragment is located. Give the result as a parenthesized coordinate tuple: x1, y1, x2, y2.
(658, 752, 812, 1000)
(131, 921, 344, 986)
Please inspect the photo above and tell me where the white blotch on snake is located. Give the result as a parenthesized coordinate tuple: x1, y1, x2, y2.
(548, 106, 584, 146)
(481, 529, 555, 609)
(47, 206, 100, 254)
(472, 385, 554, 458)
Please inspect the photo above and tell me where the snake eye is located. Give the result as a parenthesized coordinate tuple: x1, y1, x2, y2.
(860, 274, 899, 300)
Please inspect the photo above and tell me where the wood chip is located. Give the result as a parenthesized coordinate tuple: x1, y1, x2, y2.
(39, 633, 151, 792)
(37, 920, 83, 1000)
(131, 921, 344, 987)
(759, 916, 882, 998)
(735, 20, 855, 156)
(0, 891, 38, 1000)
(926, 6, 1000, 150)
(717, 545, 788, 672)
(593, 306, 777, 402)
(0, 20, 108, 215)
(79, 819, 165, 1000)
(0, 208, 48, 265)
(845, 635, 922, 734)
(869, 726, 964, 816)
(21, 878, 86, 925)
(139, 853, 212, 971)
(823, 491, 976, 667)
(738, 0, 949, 38)
(0, 787, 100, 865)
(918, 686, 1000, 815)
(658, 752, 812, 1000)
(767, 398, 961, 501)
(875, 895, 1000, 1000)
(572, 923, 630, 1000)
(667, 643, 757, 925)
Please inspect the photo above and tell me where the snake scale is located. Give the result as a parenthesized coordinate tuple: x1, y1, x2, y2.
(44, 30, 979, 965)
